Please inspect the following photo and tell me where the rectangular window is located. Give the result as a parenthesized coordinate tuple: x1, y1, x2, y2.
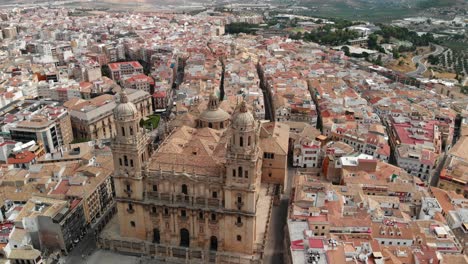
(263, 152, 275, 159)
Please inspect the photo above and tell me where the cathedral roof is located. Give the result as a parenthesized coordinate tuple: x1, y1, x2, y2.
(232, 101, 255, 130)
(148, 126, 226, 177)
(199, 93, 230, 123)
(113, 90, 138, 120)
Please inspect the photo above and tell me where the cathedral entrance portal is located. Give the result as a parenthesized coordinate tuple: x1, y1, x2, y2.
(210, 236, 218, 251)
(180, 228, 190, 247)
(153, 228, 160, 244)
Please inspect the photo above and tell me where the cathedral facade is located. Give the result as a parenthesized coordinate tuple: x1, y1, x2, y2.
(110, 91, 288, 260)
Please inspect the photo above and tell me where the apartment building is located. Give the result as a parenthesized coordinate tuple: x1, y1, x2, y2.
(122, 74, 154, 93)
(388, 115, 442, 183)
(438, 136, 468, 197)
(3, 102, 73, 153)
(108, 61, 144, 81)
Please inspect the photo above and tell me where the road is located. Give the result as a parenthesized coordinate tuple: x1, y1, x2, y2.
(61, 231, 97, 264)
(263, 167, 295, 264)
(408, 44, 444, 77)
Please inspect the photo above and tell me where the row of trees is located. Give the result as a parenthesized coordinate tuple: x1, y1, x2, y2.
(225, 23, 259, 35)
(377, 25, 437, 46)
(429, 50, 467, 79)
(290, 26, 359, 46)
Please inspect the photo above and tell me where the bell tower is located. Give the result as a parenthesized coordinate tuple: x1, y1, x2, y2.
(224, 101, 262, 254)
(111, 90, 149, 239)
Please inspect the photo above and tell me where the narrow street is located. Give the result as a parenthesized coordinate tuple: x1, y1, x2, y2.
(62, 232, 97, 264)
(263, 167, 295, 264)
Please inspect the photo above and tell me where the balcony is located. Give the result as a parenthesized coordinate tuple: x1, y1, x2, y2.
(207, 198, 220, 208)
(146, 191, 159, 200)
(174, 194, 191, 205)
(145, 193, 223, 209)
(160, 193, 171, 202)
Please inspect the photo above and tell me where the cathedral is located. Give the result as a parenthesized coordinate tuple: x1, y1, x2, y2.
(110, 90, 288, 260)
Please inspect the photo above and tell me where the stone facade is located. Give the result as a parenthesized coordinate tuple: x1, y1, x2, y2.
(110, 95, 288, 261)
(67, 90, 152, 140)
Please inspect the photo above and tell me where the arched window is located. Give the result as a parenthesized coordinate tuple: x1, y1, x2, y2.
(182, 184, 188, 195)
(237, 216, 242, 224)
(232, 169, 236, 177)
(208, 122, 213, 128)
(199, 211, 204, 220)
(153, 228, 160, 244)
(119, 158, 122, 166)
(239, 136, 243, 147)
(244, 170, 249, 178)
(121, 127, 125, 136)
(248, 136, 251, 146)
(237, 195, 242, 204)
(220, 122, 224, 129)
(124, 155, 128, 166)
(211, 213, 217, 221)
(130, 159, 134, 167)
(130, 127, 134, 135)
(238, 167, 243, 178)
(210, 236, 218, 251)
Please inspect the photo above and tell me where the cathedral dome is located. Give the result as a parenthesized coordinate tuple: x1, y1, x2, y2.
(199, 93, 230, 123)
(114, 90, 139, 120)
(232, 101, 255, 130)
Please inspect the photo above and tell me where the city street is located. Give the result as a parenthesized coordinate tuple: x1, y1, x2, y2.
(263, 167, 295, 264)
(62, 232, 97, 264)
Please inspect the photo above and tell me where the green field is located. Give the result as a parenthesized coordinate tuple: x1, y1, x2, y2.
(441, 39, 468, 53)
(289, 0, 460, 23)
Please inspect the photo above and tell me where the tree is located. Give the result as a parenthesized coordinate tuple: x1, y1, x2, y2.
(398, 60, 405, 66)
(101, 65, 111, 78)
(427, 55, 439, 65)
(375, 55, 383, 66)
(341, 46, 351, 56)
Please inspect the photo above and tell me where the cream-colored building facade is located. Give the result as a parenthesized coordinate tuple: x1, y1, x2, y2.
(66, 89, 152, 140)
(110, 92, 288, 260)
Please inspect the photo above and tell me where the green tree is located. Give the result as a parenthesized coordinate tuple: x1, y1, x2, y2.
(341, 46, 351, 56)
(101, 65, 111, 78)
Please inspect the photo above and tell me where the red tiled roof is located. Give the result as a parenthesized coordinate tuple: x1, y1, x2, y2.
(50, 180, 70, 195)
(308, 238, 324, 249)
(70, 199, 81, 209)
(108, 61, 143, 71)
(291, 239, 305, 250)
(153, 91, 167, 98)
(7, 151, 36, 164)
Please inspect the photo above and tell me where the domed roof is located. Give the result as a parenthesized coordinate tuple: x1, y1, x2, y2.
(114, 90, 139, 120)
(199, 93, 230, 123)
(232, 101, 255, 130)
